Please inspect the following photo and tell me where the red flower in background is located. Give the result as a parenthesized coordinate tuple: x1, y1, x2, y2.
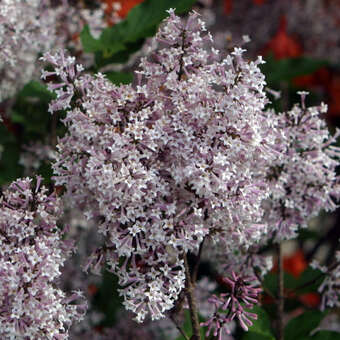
(87, 284, 99, 296)
(270, 250, 320, 308)
(224, 0, 232, 14)
(114, 0, 144, 18)
(272, 249, 307, 278)
(293, 67, 331, 89)
(299, 292, 320, 308)
(283, 249, 307, 278)
(102, 0, 144, 25)
(262, 15, 303, 60)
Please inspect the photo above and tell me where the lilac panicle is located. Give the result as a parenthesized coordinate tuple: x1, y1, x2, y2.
(201, 272, 261, 339)
(264, 94, 340, 242)
(311, 251, 340, 311)
(42, 9, 276, 322)
(41, 9, 340, 324)
(0, 0, 106, 102)
(0, 177, 86, 339)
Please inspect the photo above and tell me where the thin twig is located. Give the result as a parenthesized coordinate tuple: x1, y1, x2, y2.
(192, 238, 205, 284)
(183, 253, 201, 340)
(254, 268, 277, 301)
(277, 243, 284, 340)
(289, 261, 339, 295)
(169, 314, 190, 340)
(51, 112, 58, 148)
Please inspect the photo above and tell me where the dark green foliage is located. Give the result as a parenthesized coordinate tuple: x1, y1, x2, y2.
(261, 56, 328, 86)
(105, 71, 134, 85)
(81, 0, 196, 68)
(242, 306, 275, 340)
(284, 310, 327, 340)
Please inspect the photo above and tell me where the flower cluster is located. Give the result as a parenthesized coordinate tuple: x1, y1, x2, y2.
(0, 0, 105, 102)
(43, 9, 278, 322)
(0, 177, 85, 339)
(311, 252, 340, 311)
(19, 141, 55, 176)
(264, 93, 340, 241)
(201, 272, 261, 340)
(0, 0, 54, 100)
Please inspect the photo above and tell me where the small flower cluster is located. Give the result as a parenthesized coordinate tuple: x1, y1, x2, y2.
(0, 0, 106, 102)
(19, 141, 55, 176)
(311, 252, 340, 311)
(43, 9, 278, 322)
(0, 177, 85, 339)
(264, 93, 340, 241)
(201, 272, 261, 340)
(0, 0, 54, 100)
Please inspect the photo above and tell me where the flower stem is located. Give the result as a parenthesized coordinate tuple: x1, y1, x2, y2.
(183, 253, 201, 340)
(169, 314, 190, 340)
(192, 238, 205, 284)
(277, 242, 284, 340)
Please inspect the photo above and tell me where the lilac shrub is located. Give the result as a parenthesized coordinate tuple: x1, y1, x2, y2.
(40, 8, 340, 339)
(42, 9, 279, 324)
(0, 177, 86, 339)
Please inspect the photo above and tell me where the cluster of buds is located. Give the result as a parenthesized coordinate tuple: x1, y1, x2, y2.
(201, 272, 261, 340)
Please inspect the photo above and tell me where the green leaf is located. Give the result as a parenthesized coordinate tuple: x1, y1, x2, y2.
(105, 71, 133, 85)
(0, 128, 22, 186)
(108, 0, 195, 45)
(80, 25, 106, 53)
(243, 332, 274, 340)
(297, 228, 320, 241)
(262, 272, 297, 297)
(18, 80, 55, 101)
(175, 310, 206, 340)
(242, 306, 275, 340)
(308, 331, 340, 340)
(261, 56, 328, 85)
(284, 310, 327, 340)
(294, 267, 324, 295)
(94, 40, 144, 67)
(81, 0, 195, 65)
(92, 270, 122, 327)
(175, 310, 192, 340)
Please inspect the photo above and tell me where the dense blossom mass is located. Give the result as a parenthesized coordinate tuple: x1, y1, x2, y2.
(40, 7, 340, 337)
(0, 177, 85, 339)
(43, 9, 278, 322)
